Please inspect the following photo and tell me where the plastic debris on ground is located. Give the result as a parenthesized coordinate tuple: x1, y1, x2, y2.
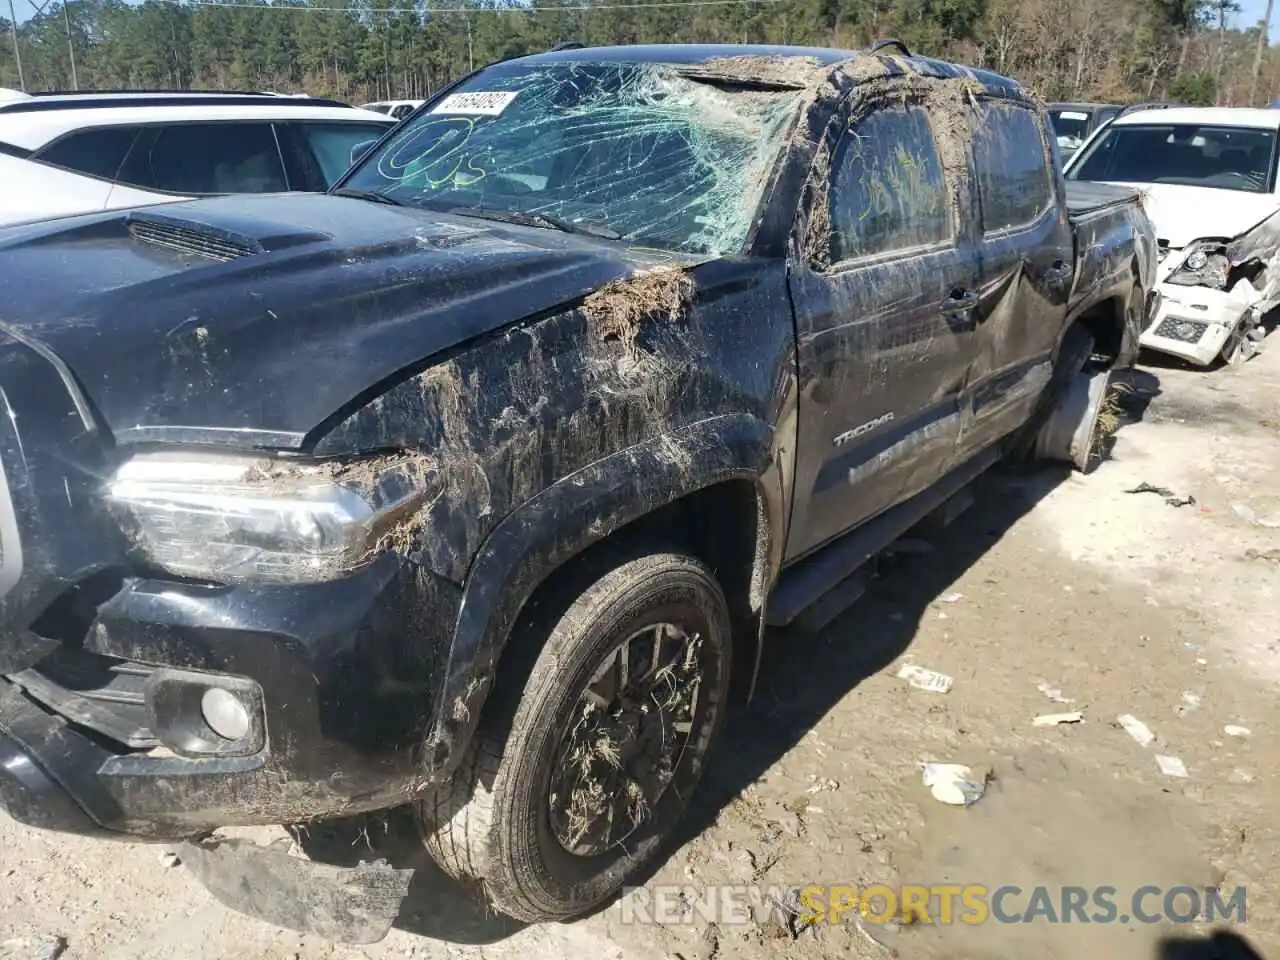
(896, 663, 953, 694)
(1232, 502, 1280, 528)
(1224, 725, 1252, 738)
(1034, 711, 1084, 726)
(1037, 682, 1074, 703)
(806, 777, 839, 794)
(1177, 691, 1202, 717)
(0, 937, 67, 960)
(921, 762, 989, 806)
(1117, 714, 1156, 747)
(1155, 755, 1189, 778)
(940, 592, 965, 604)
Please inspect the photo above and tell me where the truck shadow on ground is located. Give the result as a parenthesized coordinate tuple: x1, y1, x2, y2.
(1157, 929, 1267, 959)
(295, 809, 529, 943)
(666, 462, 1080, 859)
(297, 369, 1174, 946)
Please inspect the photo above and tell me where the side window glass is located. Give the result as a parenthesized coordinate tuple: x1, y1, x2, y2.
(118, 123, 287, 195)
(971, 102, 1053, 232)
(828, 103, 951, 263)
(34, 126, 139, 180)
(296, 122, 393, 186)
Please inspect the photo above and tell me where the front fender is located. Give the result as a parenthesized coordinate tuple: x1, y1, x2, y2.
(417, 413, 784, 778)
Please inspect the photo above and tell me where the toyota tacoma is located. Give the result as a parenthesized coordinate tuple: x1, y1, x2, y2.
(0, 42, 1155, 940)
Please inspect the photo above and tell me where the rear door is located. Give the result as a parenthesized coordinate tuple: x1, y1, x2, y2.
(785, 86, 984, 562)
(955, 98, 1072, 462)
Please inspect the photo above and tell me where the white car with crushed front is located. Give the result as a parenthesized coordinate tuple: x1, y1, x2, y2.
(1065, 106, 1280, 365)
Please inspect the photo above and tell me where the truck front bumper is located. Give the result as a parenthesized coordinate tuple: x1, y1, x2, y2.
(0, 555, 464, 840)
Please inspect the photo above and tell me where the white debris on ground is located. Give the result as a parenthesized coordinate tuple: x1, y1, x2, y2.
(1033, 711, 1084, 726)
(895, 663, 953, 694)
(1117, 713, 1156, 747)
(921, 763, 989, 806)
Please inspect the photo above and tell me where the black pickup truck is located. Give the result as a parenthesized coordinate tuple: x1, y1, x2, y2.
(0, 43, 1155, 939)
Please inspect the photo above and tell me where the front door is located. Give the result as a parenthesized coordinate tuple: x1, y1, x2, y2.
(786, 89, 983, 562)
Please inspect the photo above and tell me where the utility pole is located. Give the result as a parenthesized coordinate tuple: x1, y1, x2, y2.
(6, 0, 24, 92)
(1250, 0, 1275, 104)
(61, 0, 76, 90)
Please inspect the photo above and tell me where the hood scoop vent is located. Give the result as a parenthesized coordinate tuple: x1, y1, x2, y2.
(127, 213, 263, 262)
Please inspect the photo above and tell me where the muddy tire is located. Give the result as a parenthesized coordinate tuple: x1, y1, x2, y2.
(418, 551, 732, 923)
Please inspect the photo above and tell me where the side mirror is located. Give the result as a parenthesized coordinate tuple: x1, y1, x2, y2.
(349, 139, 378, 167)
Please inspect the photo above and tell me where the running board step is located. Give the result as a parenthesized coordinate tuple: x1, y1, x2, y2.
(765, 448, 999, 627)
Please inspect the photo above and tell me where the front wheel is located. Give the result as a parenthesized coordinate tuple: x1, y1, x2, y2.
(418, 550, 732, 923)
(1221, 311, 1264, 365)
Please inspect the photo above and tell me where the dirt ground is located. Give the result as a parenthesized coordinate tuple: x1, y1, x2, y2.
(2, 337, 1279, 960)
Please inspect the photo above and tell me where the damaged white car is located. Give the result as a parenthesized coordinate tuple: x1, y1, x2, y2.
(1065, 107, 1279, 365)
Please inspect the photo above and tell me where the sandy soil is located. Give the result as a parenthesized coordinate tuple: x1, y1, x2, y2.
(2, 340, 1278, 960)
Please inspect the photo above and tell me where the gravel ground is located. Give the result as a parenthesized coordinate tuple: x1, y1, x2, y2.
(2, 338, 1278, 960)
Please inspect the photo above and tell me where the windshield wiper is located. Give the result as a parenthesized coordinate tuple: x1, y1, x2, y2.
(449, 206, 622, 240)
(332, 187, 408, 207)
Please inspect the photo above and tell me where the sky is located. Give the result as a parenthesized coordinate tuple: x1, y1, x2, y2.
(1237, 0, 1279, 35)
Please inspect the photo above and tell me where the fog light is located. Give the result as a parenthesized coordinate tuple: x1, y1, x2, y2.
(201, 688, 250, 741)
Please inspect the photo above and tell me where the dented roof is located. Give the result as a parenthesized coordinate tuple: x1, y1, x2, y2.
(511, 43, 1026, 100)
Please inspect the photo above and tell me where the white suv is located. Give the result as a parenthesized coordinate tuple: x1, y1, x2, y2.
(0, 90, 395, 226)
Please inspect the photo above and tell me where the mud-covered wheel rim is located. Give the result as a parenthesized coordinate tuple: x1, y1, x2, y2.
(548, 621, 704, 857)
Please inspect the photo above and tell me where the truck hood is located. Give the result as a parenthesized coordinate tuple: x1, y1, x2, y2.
(0, 193, 680, 449)
(1101, 181, 1280, 248)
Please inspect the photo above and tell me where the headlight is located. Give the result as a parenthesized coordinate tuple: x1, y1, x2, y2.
(1167, 242, 1230, 289)
(107, 452, 432, 584)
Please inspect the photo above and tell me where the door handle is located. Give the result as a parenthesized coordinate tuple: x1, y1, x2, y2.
(1045, 260, 1072, 284)
(939, 289, 978, 330)
(940, 288, 977, 313)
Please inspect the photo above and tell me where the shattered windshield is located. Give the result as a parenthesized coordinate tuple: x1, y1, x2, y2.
(1068, 122, 1278, 193)
(338, 60, 805, 256)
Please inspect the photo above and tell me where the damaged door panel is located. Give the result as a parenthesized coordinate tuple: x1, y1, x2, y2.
(786, 84, 983, 561)
(959, 97, 1073, 456)
(0, 42, 1156, 941)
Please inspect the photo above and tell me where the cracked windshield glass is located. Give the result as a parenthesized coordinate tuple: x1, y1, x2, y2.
(339, 59, 804, 256)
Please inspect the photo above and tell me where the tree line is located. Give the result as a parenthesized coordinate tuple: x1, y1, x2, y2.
(1, 0, 1277, 111)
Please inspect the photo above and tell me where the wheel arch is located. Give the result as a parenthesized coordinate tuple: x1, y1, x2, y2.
(1065, 276, 1142, 369)
(421, 413, 786, 781)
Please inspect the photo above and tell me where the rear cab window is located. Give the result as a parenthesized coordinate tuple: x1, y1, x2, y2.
(827, 102, 953, 263)
(117, 122, 288, 195)
(971, 101, 1055, 232)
